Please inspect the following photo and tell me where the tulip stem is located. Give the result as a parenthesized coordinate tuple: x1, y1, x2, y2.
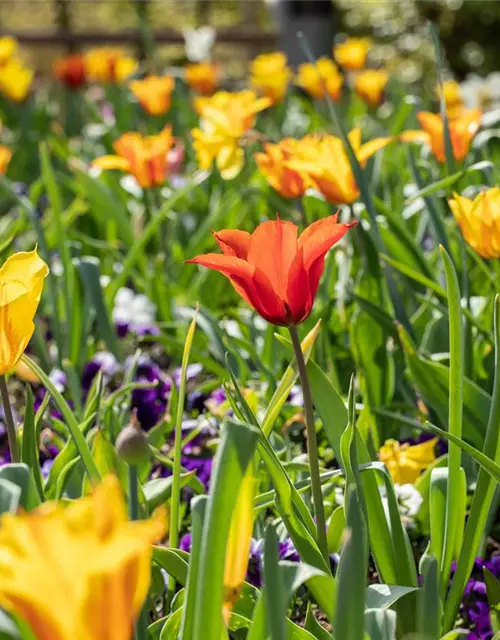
(0, 376, 19, 464)
(128, 463, 148, 640)
(288, 325, 328, 562)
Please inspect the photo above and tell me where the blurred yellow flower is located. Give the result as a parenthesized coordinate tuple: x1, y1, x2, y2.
(0, 474, 166, 640)
(255, 138, 309, 198)
(0, 249, 48, 375)
(0, 57, 33, 102)
(85, 47, 138, 83)
(250, 51, 292, 104)
(379, 438, 438, 484)
(334, 37, 371, 71)
(191, 90, 270, 179)
(130, 75, 175, 115)
(296, 57, 343, 101)
(288, 129, 392, 204)
(0, 144, 12, 174)
(92, 126, 175, 188)
(354, 69, 389, 106)
(401, 108, 481, 163)
(449, 188, 500, 259)
(439, 79, 464, 117)
(185, 61, 218, 95)
(223, 469, 256, 624)
(0, 36, 17, 66)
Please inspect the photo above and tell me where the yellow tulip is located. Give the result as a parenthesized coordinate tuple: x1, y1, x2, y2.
(449, 188, 500, 259)
(354, 69, 389, 106)
(296, 57, 343, 101)
(334, 37, 371, 71)
(0, 145, 11, 174)
(92, 126, 175, 188)
(379, 438, 438, 484)
(85, 47, 138, 83)
(129, 75, 175, 116)
(191, 90, 270, 179)
(0, 475, 166, 640)
(0, 36, 17, 66)
(0, 249, 48, 375)
(185, 61, 219, 95)
(250, 51, 292, 104)
(439, 79, 464, 117)
(223, 468, 256, 624)
(0, 57, 33, 102)
(255, 138, 310, 199)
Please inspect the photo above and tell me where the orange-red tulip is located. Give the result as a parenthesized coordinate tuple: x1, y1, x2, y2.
(129, 75, 175, 115)
(187, 216, 355, 326)
(185, 61, 218, 95)
(53, 54, 87, 90)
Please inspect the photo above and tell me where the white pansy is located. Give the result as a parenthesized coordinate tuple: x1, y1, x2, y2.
(113, 287, 157, 330)
(183, 26, 216, 62)
(395, 483, 423, 517)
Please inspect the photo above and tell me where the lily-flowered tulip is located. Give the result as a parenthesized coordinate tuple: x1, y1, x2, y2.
(334, 37, 371, 71)
(250, 51, 292, 104)
(354, 69, 389, 106)
(439, 79, 464, 118)
(129, 75, 175, 115)
(0, 249, 48, 375)
(400, 108, 482, 163)
(191, 90, 270, 179)
(449, 188, 500, 258)
(379, 438, 438, 484)
(185, 61, 218, 95)
(254, 138, 309, 198)
(288, 129, 393, 204)
(53, 54, 87, 90)
(0, 58, 33, 102)
(0, 36, 17, 66)
(0, 475, 166, 640)
(92, 126, 175, 188)
(187, 216, 355, 326)
(296, 57, 343, 101)
(85, 47, 138, 83)
(0, 145, 12, 174)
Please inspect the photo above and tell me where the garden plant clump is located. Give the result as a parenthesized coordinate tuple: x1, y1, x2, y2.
(1, 26, 500, 640)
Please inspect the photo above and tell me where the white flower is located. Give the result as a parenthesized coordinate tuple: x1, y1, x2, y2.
(113, 287, 157, 331)
(460, 73, 500, 111)
(183, 26, 216, 62)
(395, 483, 423, 518)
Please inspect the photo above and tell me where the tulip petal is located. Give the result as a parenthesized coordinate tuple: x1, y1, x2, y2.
(357, 136, 393, 165)
(0, 291, 35, 375)
(347, 128, 362, 152)
(0, 248, 49, 301)
(399, 130, 431, 144)
(213, 230, 251, 259)
(298, 215, 355, 269)
(91, 155, 131, 172)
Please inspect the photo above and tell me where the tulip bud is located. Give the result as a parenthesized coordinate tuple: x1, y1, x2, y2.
(116, 418, 150, 465)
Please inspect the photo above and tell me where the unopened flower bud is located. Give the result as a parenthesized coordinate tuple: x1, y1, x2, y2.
(116, 419, 150, 465)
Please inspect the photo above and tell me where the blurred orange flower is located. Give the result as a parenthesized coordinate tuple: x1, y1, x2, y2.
(449, 188, 500, 259)
(0, 145, 12, 174)
(354, 69, 388, 106)
(92, 126, 175, 188)
(401, 108, 481, 162)
(129, 75, 175, 115)
(296, 57, 343, 101)
(53, 54, 87, 90)
(250, 52, 292, 104)
(85, 47, 138, 84)
(187, 216, 355, 326)
(255, 138, 309, 199)
(185, 61, 218, 95)
(334, 37, 371, 71)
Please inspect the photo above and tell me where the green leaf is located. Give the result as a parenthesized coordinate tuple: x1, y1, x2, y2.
(418, 554, 440, 640)
(20, 385, 44, 502)
(152, 547, 189, 585)
(0, 464, 30, 510)
(364, 609, 397, 640)
(366, 584, 419, 610)
(0, 478, 21, 515)
(159, 607, 183, 640)
(484, 568, 500, 635)
(264, 526, 288, 640)
(304, 605, 331, 640)
(327, 506, 345, 555)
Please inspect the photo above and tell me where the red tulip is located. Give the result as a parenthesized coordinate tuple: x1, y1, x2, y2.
(187, 215, 355, 326)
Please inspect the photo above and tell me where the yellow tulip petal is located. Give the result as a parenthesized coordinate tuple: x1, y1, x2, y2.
(357, 136, 394, 165)
(91, 155, 131, 172)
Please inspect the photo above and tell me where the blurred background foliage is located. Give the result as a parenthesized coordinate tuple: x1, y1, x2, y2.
(2, 0, 500, 83)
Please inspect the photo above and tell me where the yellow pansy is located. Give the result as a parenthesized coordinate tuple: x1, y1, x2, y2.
(379, 438, 438, 484)
(449, 188, 500, 259)
(0, 249, 48, 375)
(0, 475, 166, 640)
(0, 57, 33, 102)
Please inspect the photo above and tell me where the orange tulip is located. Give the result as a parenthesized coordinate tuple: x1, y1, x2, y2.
(255, 138, 309, 198)
(250, 52, 292, 104)
(401, 109, 481, 163)
(187, 216, 355, 326)
(354, 69, 388, 106)
(92, 126, 175, 188)
(53, 54, 87, 90)
(0, 145, 12, 174)
(85, 47, 138, 84)
(334, 37, 371, 71)
(185, 61, 218, 95)
(296, 57, 343, 101)
(129, 75, 175, 115)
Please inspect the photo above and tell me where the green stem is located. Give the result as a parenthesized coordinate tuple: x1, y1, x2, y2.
(288, 325, 328, 562)
(0, 376, 19, 463)
(128, 464, 147, 640)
